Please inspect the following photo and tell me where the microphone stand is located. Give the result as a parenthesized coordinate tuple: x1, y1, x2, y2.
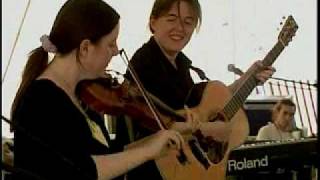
(228, 64, 260, 94)
(227, 64, 317, 88)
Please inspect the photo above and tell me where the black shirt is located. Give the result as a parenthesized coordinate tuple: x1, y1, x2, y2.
(125, 36, 195, 110)
(13, 79, 112, 180)
(117, 37, 200, 180)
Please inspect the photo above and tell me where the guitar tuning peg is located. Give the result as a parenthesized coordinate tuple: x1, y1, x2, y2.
(282, 16, 286, 19)
(280, 22, 283, 25)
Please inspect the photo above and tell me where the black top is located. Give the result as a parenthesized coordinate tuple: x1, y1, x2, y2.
(12, 79, 113, 180)
(116, 37, 201, 180)
(125, 37, 195, 110)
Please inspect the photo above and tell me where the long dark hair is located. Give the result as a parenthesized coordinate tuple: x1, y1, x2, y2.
(149, 0, 202, 33)
(11, 0, 120, 127)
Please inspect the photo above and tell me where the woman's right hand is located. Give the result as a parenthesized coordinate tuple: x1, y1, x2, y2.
(93, 130, 185, 180)
(126, 129, 185, 160)
(148, 130, 185, 159)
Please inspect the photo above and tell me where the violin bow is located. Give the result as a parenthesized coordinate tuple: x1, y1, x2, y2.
(119, 49, 188, 164)
(119, 49, 166, 130)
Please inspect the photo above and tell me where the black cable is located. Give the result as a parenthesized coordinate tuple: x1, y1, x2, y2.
(1, 161, 46, 180)
(270, 77, 317, 88)
(1, 115, 95, 180)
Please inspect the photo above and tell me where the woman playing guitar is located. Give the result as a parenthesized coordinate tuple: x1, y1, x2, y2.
(114, 0, 276, 180)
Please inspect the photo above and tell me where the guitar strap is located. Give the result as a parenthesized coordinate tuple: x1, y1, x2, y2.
(184, 66, 210, 107)
(189, 65, 210, 81)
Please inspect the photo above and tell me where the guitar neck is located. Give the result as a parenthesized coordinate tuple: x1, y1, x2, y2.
(223, 41, 285, 120)
(262, 41, 285, 66)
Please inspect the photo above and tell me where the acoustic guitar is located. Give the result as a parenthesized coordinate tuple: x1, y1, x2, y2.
(156, 15, 298, 180)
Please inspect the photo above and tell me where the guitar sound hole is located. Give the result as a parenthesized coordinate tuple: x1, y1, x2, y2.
(193, 131, 229, 165)
(206, 140, 228, 164)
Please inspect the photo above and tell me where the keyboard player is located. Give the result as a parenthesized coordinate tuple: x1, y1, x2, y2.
(256, 98, 298, 141)
(253, 98, 313, 180)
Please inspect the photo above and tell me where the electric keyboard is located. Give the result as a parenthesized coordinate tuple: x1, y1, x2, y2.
(227, 137, 318, 175)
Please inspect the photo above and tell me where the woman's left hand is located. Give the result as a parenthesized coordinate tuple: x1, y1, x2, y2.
(172, 106, 201, 134)
(183, 105, 201, 133)
(251, 60, 276, 85)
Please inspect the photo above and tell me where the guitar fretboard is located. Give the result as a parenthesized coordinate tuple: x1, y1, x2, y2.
(223, 41, 285, 120)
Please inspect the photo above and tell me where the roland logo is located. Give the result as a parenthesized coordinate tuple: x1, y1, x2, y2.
(228, 155, 268, 171)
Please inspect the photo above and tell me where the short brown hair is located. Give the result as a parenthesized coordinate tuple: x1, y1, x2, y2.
(271, 98, 296, 122)
(149, 0, 202, 33)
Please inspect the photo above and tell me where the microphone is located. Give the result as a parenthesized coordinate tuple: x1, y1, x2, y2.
(118, 48, 125, 55)
(227, 64, 244, 76)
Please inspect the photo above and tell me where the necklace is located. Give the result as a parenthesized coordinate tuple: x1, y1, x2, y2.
(274, 123, 283, 141)
(276, 126, 283, 141)
(54, 76, 109, 147)
(44, 65, 109, 147)
(71, 94, 109, 147)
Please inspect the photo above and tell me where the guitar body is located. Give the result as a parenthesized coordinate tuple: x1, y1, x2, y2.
(156, 81, 249, 180)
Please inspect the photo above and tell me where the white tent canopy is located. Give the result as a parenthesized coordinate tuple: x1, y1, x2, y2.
(2, 0, 317, 138)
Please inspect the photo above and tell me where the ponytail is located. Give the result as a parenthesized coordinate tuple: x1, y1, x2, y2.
(10, 47, 49, 130)
(10, 0, 120, 130)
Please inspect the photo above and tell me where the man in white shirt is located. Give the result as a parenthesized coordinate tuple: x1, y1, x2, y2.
(255, 99, 316, 180)
(256, 99, 296, 141)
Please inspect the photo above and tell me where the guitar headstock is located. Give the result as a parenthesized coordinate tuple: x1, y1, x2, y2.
(278, 15, 298, 47)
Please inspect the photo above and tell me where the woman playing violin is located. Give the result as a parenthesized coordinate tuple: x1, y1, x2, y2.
(10, 0, 187, 180)
(116, 0, 276, 179)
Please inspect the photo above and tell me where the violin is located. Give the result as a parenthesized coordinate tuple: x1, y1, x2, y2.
(76, 75, 189, 164)
(75, 50, 211, 168)
(76, 76, 186, 132)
